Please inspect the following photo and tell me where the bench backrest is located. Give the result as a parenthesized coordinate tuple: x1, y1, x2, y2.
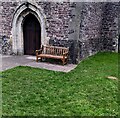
(42, 45, 69, 56)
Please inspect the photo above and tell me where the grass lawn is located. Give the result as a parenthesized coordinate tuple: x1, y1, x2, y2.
(2, 52, 118, 116)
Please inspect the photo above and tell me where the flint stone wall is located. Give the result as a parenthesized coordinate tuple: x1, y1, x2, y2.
(1, 1, 71, 55)
(0, 1, 119, 64)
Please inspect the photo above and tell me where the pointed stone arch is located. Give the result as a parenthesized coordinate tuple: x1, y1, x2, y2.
(12, 2, 48, 55)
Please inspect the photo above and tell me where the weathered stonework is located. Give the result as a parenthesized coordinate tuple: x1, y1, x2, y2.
(101, 2, 119, 52)
(1, 36, 12, 55)
(0, 0, 119, 64)
(37, 2, 70, 40)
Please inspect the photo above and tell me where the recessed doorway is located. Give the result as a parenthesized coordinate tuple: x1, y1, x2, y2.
(23, 13, 41, 55)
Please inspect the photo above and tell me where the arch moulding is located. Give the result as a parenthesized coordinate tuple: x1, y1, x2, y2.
(12, 2, 48, 55)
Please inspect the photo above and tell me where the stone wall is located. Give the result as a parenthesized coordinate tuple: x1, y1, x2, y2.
(1, 1, 70, 41)
(1, 1, 71, 55)
(0, 1, 2, 53)
(49, 2, 105, 63)
(49, 2, 119, 64)
(37, 2, 70, 40)
(1, 1, 18, 54)
(101, 2, 119, 52)
(77, 2, 119, 63)
(78, 2, 103, 61)
(0, 1, 119, 64)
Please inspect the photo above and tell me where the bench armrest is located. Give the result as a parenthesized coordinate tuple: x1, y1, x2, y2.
(63, 52, 68, 56)
(36, 49, 43, 56)
(36, 49, 42, 52)
(63, 52, 68, 54)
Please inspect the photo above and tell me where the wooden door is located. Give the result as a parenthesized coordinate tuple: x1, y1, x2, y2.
(23, 14, 41, 55)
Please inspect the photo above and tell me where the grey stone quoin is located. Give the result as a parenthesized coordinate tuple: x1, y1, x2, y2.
(0, 0, 119, 64)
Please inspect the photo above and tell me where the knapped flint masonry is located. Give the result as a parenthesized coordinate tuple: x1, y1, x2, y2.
(0, 0, 119, 64)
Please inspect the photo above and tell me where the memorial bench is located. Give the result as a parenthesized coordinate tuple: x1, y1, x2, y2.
(36, 45, 69, 65)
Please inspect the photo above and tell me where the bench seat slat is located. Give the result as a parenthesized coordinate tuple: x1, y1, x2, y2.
(38, 54, 67, 59)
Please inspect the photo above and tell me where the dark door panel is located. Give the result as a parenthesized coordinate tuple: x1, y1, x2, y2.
(23, 14, 41, 55)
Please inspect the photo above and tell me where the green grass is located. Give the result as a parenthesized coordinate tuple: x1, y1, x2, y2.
(2, 52, 118, 116)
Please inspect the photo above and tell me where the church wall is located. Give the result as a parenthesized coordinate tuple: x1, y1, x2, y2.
(78, 2, 103, 61)
(101, 2, 119, 52)
(0, 1, 119, 64)
(1, 1, 71, 55)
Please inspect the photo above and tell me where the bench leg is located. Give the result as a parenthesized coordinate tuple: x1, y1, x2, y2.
(66, 58, 68, 64)
(36, 56, 38, 62)
(62, 58, 68, 65)
(41, 57, 42, 61)
(62, 59, 65, 65)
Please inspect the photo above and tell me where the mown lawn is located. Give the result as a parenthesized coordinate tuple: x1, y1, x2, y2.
(2, 52, 118, 116)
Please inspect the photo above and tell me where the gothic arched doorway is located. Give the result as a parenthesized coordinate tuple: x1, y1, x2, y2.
(23, 13, 41, 55)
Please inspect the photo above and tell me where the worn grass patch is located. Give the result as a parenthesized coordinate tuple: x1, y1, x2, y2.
(2, 52, 118, 116)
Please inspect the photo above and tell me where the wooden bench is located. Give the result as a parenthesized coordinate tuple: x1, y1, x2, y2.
(36, 45, 69, 65)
